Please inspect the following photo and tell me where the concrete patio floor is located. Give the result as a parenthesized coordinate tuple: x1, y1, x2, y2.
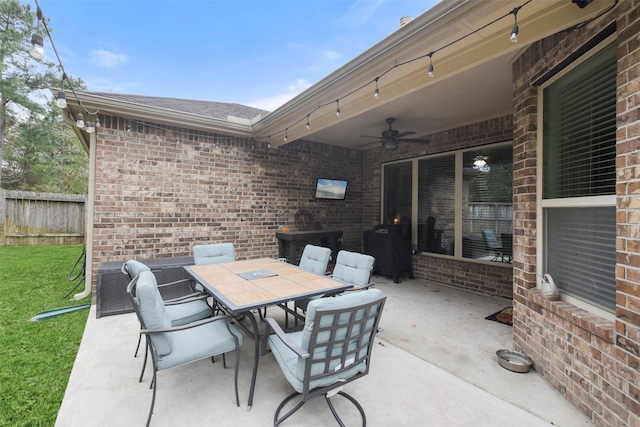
(55, 276, 594, 426)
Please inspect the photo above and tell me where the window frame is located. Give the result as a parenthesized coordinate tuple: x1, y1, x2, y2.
(536, 36, 617, 320)
(380, 141, 513, 264)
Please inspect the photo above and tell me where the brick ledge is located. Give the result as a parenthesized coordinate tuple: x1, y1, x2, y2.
(524, 288, 615, 343)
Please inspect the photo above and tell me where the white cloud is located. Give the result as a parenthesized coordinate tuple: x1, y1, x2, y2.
(319, 49, 343, 62)
(246, 78, 312, 111)
(89, 49, 129, 69)
(83, 76, 140, 93)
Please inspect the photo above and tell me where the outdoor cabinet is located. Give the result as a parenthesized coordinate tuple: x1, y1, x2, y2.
(96, 256, 194, 318)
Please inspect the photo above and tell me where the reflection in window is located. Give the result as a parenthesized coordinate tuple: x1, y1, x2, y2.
(462, 146, 513, 262)
(383, 162, 412, 226)
(418, 156, 455, 255)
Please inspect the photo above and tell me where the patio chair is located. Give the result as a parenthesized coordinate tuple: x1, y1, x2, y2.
(193, 242, 236, 265)
(192, 242, 237, 313)
(481, 229, 503, 262)
(284, 244, 331, 327)
(261, 288, 386, 426)
(294, 250, 375, 324)
(298, 244, 332, 275)
(128, 270, 242, 427)
(500, 233, 513, 263)
(122, 260, 212, 380)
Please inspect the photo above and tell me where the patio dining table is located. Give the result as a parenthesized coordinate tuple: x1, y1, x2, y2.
(184, 258, 352, 410)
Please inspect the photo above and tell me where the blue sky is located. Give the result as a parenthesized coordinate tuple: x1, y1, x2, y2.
(34, 0, 439, 111)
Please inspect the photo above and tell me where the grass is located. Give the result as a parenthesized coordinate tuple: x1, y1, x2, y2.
(0, 245, 90, 427)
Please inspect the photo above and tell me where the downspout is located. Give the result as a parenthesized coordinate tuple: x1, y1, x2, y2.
(72, 129, 96, 301)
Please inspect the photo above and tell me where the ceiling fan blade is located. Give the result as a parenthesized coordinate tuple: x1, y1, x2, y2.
(397, 138, 430, 144)
(357, 140, 383, 148)
(396, 131, 416, 138)
(360, 135, 384, 139)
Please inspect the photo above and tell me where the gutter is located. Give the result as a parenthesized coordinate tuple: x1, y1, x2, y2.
(68, 91, 257, 137)
(59, 106, 95, 301)
(72, 129, 96, 301)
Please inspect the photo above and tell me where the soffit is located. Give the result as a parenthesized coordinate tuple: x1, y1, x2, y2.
(257, 0, 614, 150)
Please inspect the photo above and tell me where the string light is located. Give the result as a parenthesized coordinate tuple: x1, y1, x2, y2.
(29, 6, 44, 60)
(284, 128, 288, 142)
(32, 0, 100, 130)
(36, 0, 535, 143)
(85, 121, 95, 133)
(55, 90, 67, 108)
(29, 34, 44, 60)
(510, 6, 521, 43)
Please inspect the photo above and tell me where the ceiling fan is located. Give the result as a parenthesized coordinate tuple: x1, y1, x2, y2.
(359, 117, 429, 150)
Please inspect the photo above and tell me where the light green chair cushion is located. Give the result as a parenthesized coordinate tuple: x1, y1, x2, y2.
(156, 319, 243, 370)
(331, 251, 374, 288)
(193, 243, 236, 265)
(135, 271, 173, 356)
(268, 288, 382, 393)
(124, 259, 151, 278)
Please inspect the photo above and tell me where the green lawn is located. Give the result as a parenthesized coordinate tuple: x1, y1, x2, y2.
(0, 245, 90, 427)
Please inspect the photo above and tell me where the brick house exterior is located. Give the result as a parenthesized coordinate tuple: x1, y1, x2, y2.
(65, 1, 640, 425)
(510, 2, 640, 425)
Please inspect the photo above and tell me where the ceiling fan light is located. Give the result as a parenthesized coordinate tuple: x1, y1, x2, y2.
(382, 140, 398, 150)
(473, 156, 487, 167)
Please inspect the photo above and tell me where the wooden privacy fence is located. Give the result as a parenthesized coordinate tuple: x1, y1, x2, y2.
(0, 190, 86, 246)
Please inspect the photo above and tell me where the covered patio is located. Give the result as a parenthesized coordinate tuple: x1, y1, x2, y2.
(55, 276, 592, 427)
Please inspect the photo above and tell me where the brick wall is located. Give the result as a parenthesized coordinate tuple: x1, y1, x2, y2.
(90, 117, 363, 289)
(512, 1, 640, 425)
(362, 115, 515, 298)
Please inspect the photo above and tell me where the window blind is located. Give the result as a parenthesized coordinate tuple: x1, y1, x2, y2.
(543, 43, 617, 199)
(545, 206, 616, 311)
(418, 155, 455, 254)
(383, 162, 412, 225)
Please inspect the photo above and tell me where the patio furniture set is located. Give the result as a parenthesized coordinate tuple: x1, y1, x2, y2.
(124, 242, 386, 426)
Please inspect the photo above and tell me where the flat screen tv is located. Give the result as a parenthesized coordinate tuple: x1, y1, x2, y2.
(314, 178, 348, 200)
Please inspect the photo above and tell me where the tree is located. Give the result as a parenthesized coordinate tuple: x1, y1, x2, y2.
(3, 100, 88, 193)
(0, 0, 57, 190)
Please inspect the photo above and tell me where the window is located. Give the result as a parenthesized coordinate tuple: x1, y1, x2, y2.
(382, 142, 512, 262)
(541, 41, 617, 312)
(462, 147, 513, 261)
(418, 155, 455, 255)
(383, 162, 412, 225)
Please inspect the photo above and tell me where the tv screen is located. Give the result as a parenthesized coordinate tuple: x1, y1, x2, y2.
(314, 178, 348, 200)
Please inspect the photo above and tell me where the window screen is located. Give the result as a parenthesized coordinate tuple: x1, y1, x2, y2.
(542, 42, 617, 311)
(417, 155, 455, 255)
(383, 162, 412, 225)
(543, 43, 617, 199)
(545, 206, 616, 311)
(462, 147, 513, 261)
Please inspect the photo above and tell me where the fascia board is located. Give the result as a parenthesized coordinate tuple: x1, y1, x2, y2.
(64, 91, 255, 138)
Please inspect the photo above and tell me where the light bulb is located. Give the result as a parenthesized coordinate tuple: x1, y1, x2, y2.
(29, 34, 44, 60)
(374, 88, 380, 99)
(86, 122, 95, 133)
(510, 25, 518, 43)
(76, 113, 85, 128)
(55, 91, 67, 109)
